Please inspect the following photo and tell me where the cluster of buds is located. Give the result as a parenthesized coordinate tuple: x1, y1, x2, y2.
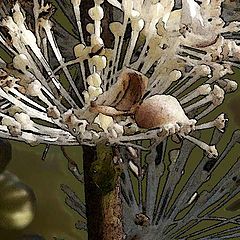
(0, 0, 239, 158)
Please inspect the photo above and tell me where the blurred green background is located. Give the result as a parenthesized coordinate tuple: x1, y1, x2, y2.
(0, 143, 87, 240)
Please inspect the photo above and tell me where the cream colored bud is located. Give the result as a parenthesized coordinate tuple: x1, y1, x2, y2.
(214, 114, 228, 132)
(197, 84, 212, 95)
(89, 6, 104, 21)
(2, 117, 22, 136)
(195, 65, 211, 77)
(113, 123, 124, 135)
(47, 106, 61, 119)
(206, 146, 218, 159)
(217, 79, 238, 93)
(131, 19, 144, 32)
(87, 73, 102, 87)
(83, 91, 90, 104)
(91, 34, 104, 46)
(169, 70, 182, 82)
(109, 22, 124, 36)
(88, 86, 103, 99)
(86, 23, 95, 34)
(27, 80, 42, 96)
(74, 44, 89, 59)
(71, 0, 81, 6)
(95, 0, 104, 4)
(13, 54, 29, 71)
(210, 85, 224, 106)
(131, 10, 140, 19)
(91, 55, 107, 70)
(13, 3, 25, 25)
(14, 113, 33, 129)
(95, 113, 113, 132)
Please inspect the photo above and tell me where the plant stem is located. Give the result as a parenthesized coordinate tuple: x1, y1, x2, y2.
(82, 145, 125, 240)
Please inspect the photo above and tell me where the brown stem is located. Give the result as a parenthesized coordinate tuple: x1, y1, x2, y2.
(82, 145, 125, 240)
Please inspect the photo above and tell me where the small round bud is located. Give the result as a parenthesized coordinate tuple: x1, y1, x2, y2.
(47, 106, 61, 119)
(74, 44, 89, 59)
(71, 0, 81, 6)
(27, 80, 42, 96)
(210, 85, 224, 106)
(217, 79, 238, 93)
(96, 113, 113, 132)
(131, 19, 144, 32)
(94, 0, 104, 4)
(87, 73, 102, 87)
(14, 113, 33, 129)
(197, 84, 212, 95)
(91, 34, 104, 46)
(89, 6, 104, 21)
(135, 95, 189, 129)
(91, 55, 107, 70)
(86, 23, 95, 34)
(13, 3, 25, 25)
(169, 70, 182, 82)
(109, 22, 124, 36)
(13, 54, 29, 71)
(88, 86, 103, 99)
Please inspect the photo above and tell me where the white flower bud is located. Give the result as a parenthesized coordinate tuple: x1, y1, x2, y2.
(213, 113, 228, 132)
(83, 91, 90, 104)
(169, 70, 182, 82)
(13, 54, 29, 71)
(89, 6, 104, 21)
(86, 23, 95, 34)
(74, 44, 89, 59)
(91, 34, 104, 47)
(210, 85, 224, 106)
(71, 0, 81, 6)
(87, 73, 102, 87)
(217, 79, 238, 93)
(95, 0, 104, 4)
(197, 84, 212, 95)
(88, 86, 103, 99)
(27, 80, 42, 96)
(112, 123, 124, 136)
(131, 10, 140, 19)
(91, 55, 107, 70)
(131, 19, 144, 32)
(14, 113, 33, 129)
(109, 22, 124, 36)
(2, 117, 22, 136)
(194, 65, 211, 77)
(206, 146, 218, 159)
(94, 113, 113, 132)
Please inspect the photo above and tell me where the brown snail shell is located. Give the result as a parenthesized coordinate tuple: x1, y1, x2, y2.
(135, 95, 189, 129)
(0, 171, 36, 230)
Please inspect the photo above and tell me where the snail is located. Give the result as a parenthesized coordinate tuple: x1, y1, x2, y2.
(90, 68, 196, 135)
